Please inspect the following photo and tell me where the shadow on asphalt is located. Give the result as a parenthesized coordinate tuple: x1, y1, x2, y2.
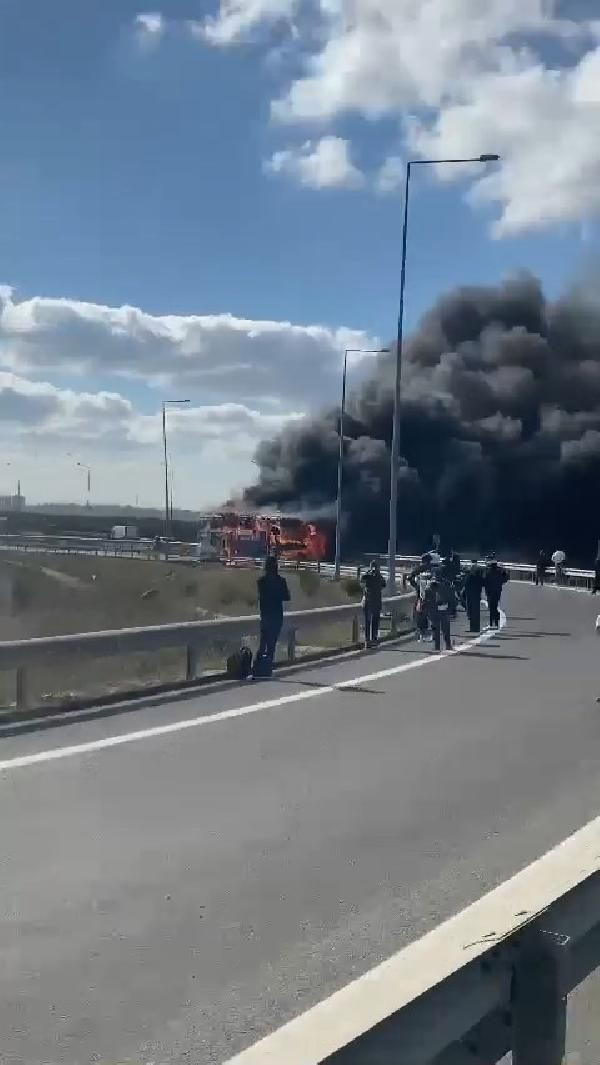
(499, 631, 571, 639)
(269, 678, 385, 695)
(458, 650, 530, 661)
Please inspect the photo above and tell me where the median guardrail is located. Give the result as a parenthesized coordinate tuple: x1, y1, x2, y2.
(390, 554, 596, 590)
(0, 592, 414, 712)
(225, 815, 600, 1065)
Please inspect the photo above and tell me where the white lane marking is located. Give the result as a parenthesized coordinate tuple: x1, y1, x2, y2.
(0, 611, 506, 774)
(222, 807, 599, 1065)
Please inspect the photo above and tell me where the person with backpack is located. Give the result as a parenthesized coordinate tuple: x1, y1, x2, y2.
(254, 554, 290, 677)
(423, 571, 454, 651)
(484, 560, 508, 629)
(361, 559, 386, 647)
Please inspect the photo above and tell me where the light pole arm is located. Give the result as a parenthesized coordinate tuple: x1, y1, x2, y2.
(387, 161, 411, 591)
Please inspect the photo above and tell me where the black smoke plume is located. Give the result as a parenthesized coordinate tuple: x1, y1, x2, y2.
(244, 275, 600, 563)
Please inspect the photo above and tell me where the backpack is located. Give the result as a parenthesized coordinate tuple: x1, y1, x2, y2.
(226, 646, 253, 680)
(252, 652, 273, 679)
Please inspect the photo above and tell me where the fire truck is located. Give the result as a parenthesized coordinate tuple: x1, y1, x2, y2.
(195, 512, 328, 564)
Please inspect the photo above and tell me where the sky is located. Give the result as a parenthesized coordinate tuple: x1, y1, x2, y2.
(0, 0, 599, 511)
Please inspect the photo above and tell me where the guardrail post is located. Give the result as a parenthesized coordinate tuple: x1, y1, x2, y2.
(287, 629, 296, 663)
(16, 665, 28, 712)
(352, 614, 360, 644)
(511, 928, 568, 1065)
(186, 645, 198, 681)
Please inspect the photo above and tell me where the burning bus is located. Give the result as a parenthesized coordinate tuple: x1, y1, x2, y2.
(196, 512, 328, 564)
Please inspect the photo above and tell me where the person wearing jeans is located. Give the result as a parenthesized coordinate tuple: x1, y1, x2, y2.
(361, 560, 386, 647)
(484, 560, 508, 629)
(423, 574, 453, 651)
(256, 554, 290, 675)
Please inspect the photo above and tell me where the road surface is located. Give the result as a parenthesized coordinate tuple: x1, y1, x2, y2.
(1, 582, 600, 1064)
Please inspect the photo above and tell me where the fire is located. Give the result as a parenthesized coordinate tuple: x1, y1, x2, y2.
(197, 512, 328, 562)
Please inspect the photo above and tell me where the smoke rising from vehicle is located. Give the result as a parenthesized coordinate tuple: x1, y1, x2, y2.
(244, 275, 600, 560)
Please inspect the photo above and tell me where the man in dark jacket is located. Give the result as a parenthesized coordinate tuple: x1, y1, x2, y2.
(592, 553, 600, 594)
(423, 573, 453, 651)
(535, 550, 549, 587)
(361, 560, 386, 647)
(463, 559, 485, 633)
(256, 554, 290, 674)
(484, 561, 508, 629)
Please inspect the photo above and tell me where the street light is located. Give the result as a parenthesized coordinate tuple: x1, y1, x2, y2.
(76, 462, 92, 508)
(334, 347, 390, 580)
(162, 399, 190, 539)
(387, 153, 500, 591)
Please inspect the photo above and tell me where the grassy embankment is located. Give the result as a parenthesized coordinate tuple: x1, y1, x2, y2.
(0, 554, 409, 711)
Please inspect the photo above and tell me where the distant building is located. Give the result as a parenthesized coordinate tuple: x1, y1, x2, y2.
(0, 490, 25, 512)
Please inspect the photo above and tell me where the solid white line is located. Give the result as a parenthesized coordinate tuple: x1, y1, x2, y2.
(222, 807, 600, 1065)
(0, 612, 506, 775)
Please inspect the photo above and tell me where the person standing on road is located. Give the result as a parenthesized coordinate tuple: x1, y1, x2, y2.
(440, 554, 461, 617)
(409, 554, 434, 641)
(255, 554, 290, 676)
(423, 571, 453, 651)
(361, 560, 386, 647)
(592, 553, 600, 594)
(484, 560, 508, 629)
(535, 549, 549, 587)
(463, 559, 485, 633)
(551, 548, 566, 585)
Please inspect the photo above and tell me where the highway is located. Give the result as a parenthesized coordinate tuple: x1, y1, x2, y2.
(2, 581, 600, 1064)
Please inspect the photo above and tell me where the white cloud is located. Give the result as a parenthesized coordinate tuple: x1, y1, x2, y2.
(0, 369, 305, 507)
(375, 156, 405, 195)
(134, 12, 165, 39)
(410, 53, 600, 235)
(0, 285, 377, 506)
(265, 136, 365, 189)
(200, 0, 600, 234)
(0, 286, 374, 408)
(198, 0, 298, 45)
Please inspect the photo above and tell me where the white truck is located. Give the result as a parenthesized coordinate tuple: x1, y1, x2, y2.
(110, 524, 139, 540)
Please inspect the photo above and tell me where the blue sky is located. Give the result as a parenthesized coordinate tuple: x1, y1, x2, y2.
(0, 0, 598, 508)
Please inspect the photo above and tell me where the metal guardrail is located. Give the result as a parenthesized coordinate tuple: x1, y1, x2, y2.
(225, 815, 600, 1065)
(391, 554, 596, 590)
(1, 592, 414, 712)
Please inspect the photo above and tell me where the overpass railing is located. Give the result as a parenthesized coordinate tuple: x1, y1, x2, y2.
(0, 592, 414, 712)
(225, 817, 600, 1065)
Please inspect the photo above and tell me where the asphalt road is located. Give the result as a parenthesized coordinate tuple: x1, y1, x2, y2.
(2, 582, 600, 1064)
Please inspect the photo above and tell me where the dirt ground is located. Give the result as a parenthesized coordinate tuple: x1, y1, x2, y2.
(0, 554, 376, 711)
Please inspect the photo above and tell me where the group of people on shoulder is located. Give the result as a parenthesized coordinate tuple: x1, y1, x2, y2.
(238, 545, 513, 683)
(409, 552, 508, 648)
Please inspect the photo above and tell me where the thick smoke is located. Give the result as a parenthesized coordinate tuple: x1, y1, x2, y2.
(244, 275, 600, 562)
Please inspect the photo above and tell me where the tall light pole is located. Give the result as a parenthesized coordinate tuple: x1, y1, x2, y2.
(334, 347, 390, 580)
(76, 462, 92, 508)
(387, 153, 500, 591)
(162, 399, 190, 539)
